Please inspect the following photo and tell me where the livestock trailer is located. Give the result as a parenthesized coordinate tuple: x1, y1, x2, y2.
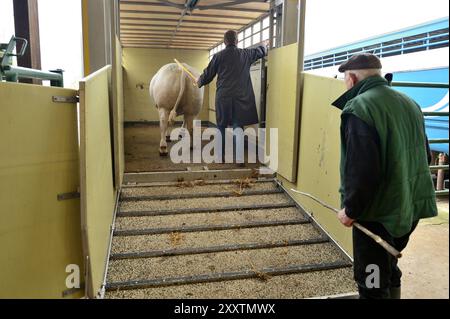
(4, 0, 446, 300)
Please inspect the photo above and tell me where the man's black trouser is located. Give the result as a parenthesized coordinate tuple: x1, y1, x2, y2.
(353, 220, 419, 299)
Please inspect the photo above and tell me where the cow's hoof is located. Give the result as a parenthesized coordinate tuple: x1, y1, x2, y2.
(166, 136, 172, 143)
(159, 146, 168, 157)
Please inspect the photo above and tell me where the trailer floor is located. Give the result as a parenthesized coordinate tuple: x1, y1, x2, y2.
(120, 126, 448, 299)
(104, 177, 356, 299)
(125, 123, 260, 173)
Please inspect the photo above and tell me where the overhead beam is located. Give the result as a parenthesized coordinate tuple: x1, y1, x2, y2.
(121, 34, 222, 40)
(120, 1, 268, 13)
(120, 9, 255, 21)
(121, 36, 222, 43)
(120, 16, 247, 27)
(122, 45, 209, 51)
(13, 0, 42, 84)
(122, 41, 209, 47)
(121, 23, 231, 31)
(122, 41, 216, 47)
(122, 35, 219, 40)
(195, 0, 268, 11)
(121, 29, 225, 36)
(121, 22, 242, 30)
(121, 38, 218, 44)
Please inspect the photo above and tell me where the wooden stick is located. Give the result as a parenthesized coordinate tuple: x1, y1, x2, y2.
(174, 58, 197, 83)
(290, 189, 402, 258)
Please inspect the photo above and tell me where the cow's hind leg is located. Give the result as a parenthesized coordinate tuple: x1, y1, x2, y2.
(158, 108, 170, 156)
(184, 115, 195, 150)
(178, 121, 186, 140)
(166, 120, 172, 143)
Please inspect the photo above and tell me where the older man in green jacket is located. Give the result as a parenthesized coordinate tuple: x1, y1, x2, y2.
(332, 53, 438, 299)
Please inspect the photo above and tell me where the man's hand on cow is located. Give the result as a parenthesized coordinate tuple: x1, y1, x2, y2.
(192, 77, 200, 87)
(338, 208, 355, 227)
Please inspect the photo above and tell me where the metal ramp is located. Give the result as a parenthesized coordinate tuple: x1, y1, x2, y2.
(104, 169, 356, 299)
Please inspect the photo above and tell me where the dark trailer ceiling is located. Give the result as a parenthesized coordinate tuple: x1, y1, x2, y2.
(120, 0, 270, 50)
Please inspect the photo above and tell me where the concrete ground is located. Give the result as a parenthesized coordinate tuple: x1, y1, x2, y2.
(124, 123, 259, 173)
(400, 197, 449, 299)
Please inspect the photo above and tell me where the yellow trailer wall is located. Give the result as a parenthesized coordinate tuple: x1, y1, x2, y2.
(284, 73, 352, 255)
(112, 36, 125, 187)
(266, 43, 300, 182)
(122, 48, 211, 123)
(0, 82, 83, 298)
(266, 67, 352, 254)
(79, 66, 117, 298)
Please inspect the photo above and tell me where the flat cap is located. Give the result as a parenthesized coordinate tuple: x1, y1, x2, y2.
(338, 53, 382, 72)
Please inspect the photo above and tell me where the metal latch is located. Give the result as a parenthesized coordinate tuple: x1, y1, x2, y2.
(52, 95, 79, 103)
(57, 192, 80, 201)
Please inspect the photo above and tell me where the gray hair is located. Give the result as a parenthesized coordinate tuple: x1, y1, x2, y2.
(345, 68, 382, 82)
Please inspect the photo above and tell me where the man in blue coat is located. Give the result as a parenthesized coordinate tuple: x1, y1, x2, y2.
(197, 30, 267, 162)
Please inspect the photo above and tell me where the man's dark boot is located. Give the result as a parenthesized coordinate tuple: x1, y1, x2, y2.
(389, 286, 401, 299)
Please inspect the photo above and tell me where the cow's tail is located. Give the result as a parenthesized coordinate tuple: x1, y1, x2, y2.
(168, 69, 186, 124)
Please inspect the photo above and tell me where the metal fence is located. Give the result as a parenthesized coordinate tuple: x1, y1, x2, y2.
(391, 81, 449, 197)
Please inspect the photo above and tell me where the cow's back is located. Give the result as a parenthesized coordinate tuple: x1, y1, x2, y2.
(150, 63, 204, 116)
(150, 63, 182, 110)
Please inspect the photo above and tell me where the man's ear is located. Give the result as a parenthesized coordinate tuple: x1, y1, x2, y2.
(349, 73, 358, 87)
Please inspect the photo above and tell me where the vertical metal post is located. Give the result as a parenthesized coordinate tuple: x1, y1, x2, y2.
(5, 73, 18, 82)
(82, 0, 91, 76)
(281, 0, 287, 46)
(13, 0, 42, 84)
(82, 0, 112, 75)
(269, 1, 274, 49)
(289, 0, 307, 182)
(273, 4, 282, 48)
(260, 57, 267, 128)
(296, 0, 306, 75)
(437, 153, 448, 191)
(49, 69, 64, 87)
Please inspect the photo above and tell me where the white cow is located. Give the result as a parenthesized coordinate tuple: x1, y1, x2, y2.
(149, 63, 204, 156)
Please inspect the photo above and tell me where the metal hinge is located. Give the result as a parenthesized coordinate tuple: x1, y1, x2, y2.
(52, 95, 79, 103)
(57, 191, 80, 201)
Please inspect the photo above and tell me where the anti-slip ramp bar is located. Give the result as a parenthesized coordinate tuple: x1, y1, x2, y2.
(117, 202, 297, 218)
(114, 219, 310, 237)
(120, 188, 283, 202)
(105, 261, 353, 291)
(121, 178, 276, 189)
(123, 168, 275, 184)
(110, 237, 330, 260)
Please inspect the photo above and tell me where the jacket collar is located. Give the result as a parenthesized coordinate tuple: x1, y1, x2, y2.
(332, 75, 388, 110)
